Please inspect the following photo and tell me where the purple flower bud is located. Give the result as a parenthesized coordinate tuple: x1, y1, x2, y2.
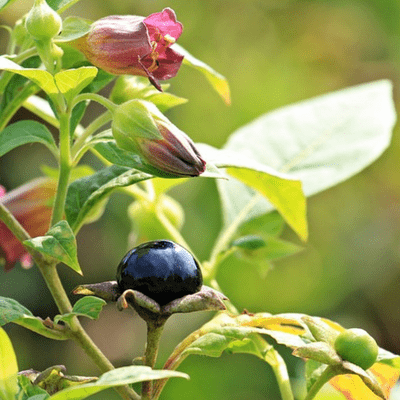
(112, 100, 206, 177)
(73, 8, 184, 91)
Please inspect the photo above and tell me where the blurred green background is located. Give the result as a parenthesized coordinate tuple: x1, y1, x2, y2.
(1, 0, 400, 399)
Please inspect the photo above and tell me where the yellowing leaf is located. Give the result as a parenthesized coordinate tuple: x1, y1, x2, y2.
(330, 363, 399, 400)
(239, 314, 305, 335)
(0, 327, 18, 400)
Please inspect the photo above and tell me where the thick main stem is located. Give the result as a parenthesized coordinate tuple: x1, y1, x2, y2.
(142, 321, 166, 400)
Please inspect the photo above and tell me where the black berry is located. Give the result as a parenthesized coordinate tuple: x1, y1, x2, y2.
(116, 240, 203, 306)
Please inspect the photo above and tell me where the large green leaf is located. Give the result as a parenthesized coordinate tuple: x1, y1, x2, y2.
(65, 166, 152, 232)
(48, 366, 188, 400)
(0, 57, 58, 96)
(0, 327, 18, 400)
(199, 143, 307, 240)
(54, 296, 106, 326)
(216, 80, 395, 229)
(173, 44, 231, 105)
(24, 221, 82, 275)
(0, 120, 58, 158)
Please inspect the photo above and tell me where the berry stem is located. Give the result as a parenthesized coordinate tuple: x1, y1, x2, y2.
(303, 366, 338, 400)
(142, 320, 166, 400)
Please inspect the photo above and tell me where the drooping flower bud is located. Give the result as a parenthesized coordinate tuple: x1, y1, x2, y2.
(0, 178, 56, 271)
(25, 0, 62, 41)
(72, 8, 184, 91)
(112, 100, 206, 177)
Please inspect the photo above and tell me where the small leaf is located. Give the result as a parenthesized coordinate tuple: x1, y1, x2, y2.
(54, 296, 106, 325)
(173, 44, 231, 105)
(0, 327, 18, 400)
(0, 56, 41, 118)
(65, 166, 152, 232)
(231, 235, 266, 250)
(24, 220, 81, 275)
(293, 342, 342, 365)
(145, 92, 188, 113)
(54, 67, 97, 106)
(0, 120, 58, 158)
(18, 374, 50, 399)
(0, 57, 58, 96)
(48, 366, 188, 400)
(46, 0, 82, 13)
(56, 17, 92, 42)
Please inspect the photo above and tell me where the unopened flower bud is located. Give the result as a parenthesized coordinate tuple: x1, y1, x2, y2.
(72, 8, 183, 91)
(112, 100, 206, 177)
(25, 0, 62, 41)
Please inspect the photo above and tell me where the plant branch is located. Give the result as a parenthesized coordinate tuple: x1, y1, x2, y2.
(204, 194, 261, 282)
(266, 348, 294, 400)
(142, 320, 166, 400)
(303, 366, 338, 400)
(71, 92, 117, 113)
(71, 111, 113, 163)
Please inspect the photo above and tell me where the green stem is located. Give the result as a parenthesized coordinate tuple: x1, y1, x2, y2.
(71, 92, 117, 112)
(50, 111, 71, 226)
(71, 111, 113, 163)
(303, 366, 338, 400)
(267, 348, 294, 400)
(153, 328, 204, 399)
(204, 194, 261, 281)
(0, 187, 140, 400)
(142, 321, 166, 400)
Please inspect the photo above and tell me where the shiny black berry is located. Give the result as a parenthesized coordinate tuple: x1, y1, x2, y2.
(116, 240, 203, 306)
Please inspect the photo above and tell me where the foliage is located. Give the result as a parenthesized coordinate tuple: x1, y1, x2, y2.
(0, 1, 399, 400)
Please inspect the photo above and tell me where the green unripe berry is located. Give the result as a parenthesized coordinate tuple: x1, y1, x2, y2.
(25, 0, 62, 41)
(334, 328, 379, 370)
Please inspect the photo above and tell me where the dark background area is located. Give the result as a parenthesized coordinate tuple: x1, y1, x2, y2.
(1, 0, 400, 399)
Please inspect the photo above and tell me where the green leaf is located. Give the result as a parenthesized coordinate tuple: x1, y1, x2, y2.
(65, 166, 152, 232)
(0, 296, 33, 326)
(199, 143, 307, 240)
(0, 327, 18, 400)
(18, 374, 50, 400)
(56, 17, 91, 42)
(173, 44, 231, 105)
(0, 56, 41, 118)
(54, 296, 106, 325)
(0, 297, 69, 341)
(0, 56, 58, 96)
(145, 92, 188, 113)
(183, 331, 270, 360)
(217, 80, 395, 234)
(24, 221, 81, 275)
(46, 0, 82, 12)
(0, 120, 58, 158)
(48, 366, 188, 400)
(54, 67, 97, 106)
(0, 0, 18, 12)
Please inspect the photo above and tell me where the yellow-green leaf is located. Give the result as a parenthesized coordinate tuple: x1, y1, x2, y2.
(0, 327, 18, 400)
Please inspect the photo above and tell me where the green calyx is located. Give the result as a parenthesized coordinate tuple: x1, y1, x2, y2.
(334, 328, 379, 370)
(25, 0, 62, 41)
